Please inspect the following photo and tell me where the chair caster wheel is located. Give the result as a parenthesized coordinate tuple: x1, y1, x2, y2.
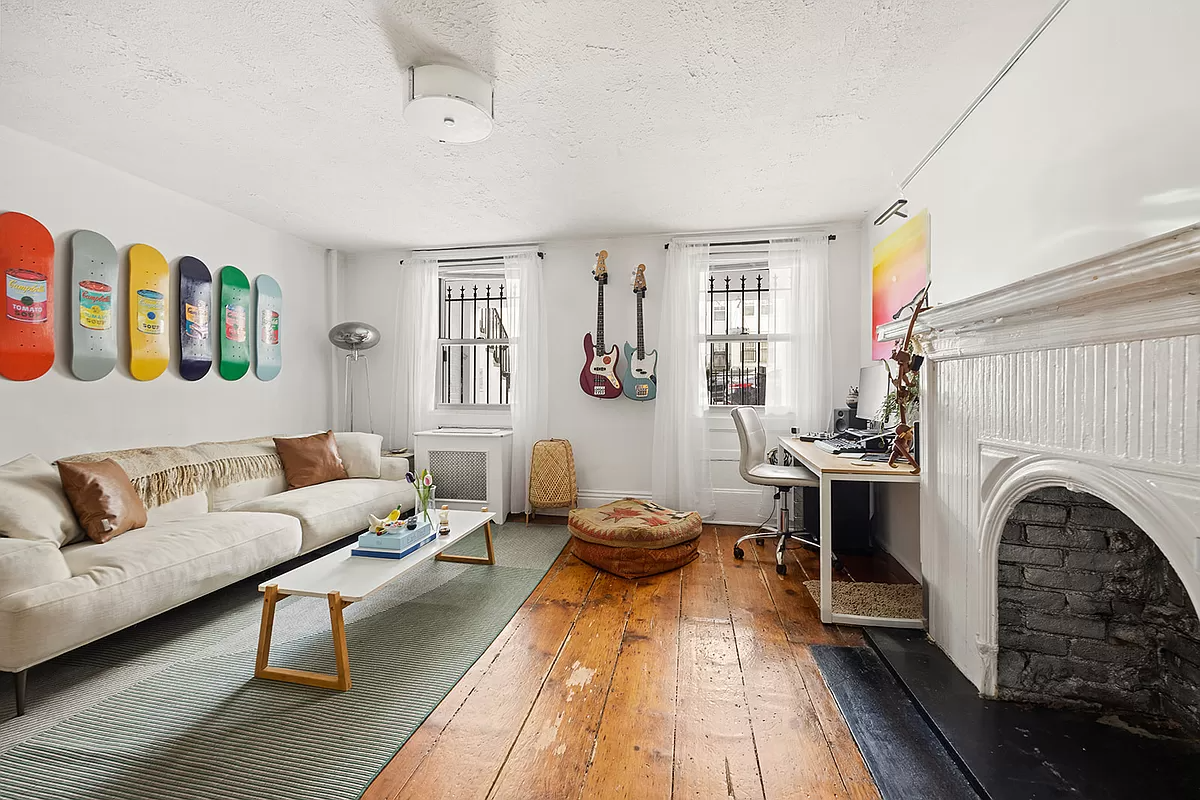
(733, 547, 745, 560)
(755, 538, 764, 546)
(776, 563, 787, 575)
(833, 556, 843, 571)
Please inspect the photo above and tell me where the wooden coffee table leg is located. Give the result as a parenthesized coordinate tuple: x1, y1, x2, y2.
(436, 509, 496, 566)
(254, 587, 353, 691)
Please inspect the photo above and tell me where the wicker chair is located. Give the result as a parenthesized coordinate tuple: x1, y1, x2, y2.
(527, 439, 577, 523)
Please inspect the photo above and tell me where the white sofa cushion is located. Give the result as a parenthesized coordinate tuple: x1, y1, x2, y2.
(0, 538, 72, 601)
(0, 512, 302, 673)
(145, 490, 210, 526)
(0, 454, 85, 546)
(210, 473, 288, 511)
(228, 478, 410, 552)
(333, 432, 383, 479)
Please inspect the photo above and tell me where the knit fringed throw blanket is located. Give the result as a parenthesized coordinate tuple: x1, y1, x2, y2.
(60, 437, 282, 508)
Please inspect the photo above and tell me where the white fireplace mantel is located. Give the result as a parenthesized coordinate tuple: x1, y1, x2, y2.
(878, 223, 1200, 694)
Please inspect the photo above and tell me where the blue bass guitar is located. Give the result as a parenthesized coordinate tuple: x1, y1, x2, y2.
(621, 264, 657, 401)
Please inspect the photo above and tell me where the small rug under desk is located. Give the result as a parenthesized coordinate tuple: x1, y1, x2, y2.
(0, 522, 571, 800)
(804, 580, 923, 620)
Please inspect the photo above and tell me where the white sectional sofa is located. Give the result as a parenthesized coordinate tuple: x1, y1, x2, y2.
(0, 433, 413, 715)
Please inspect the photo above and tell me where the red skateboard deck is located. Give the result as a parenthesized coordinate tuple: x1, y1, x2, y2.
(0, 212, 55, 381)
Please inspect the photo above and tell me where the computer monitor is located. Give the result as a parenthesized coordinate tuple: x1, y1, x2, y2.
(856, 362, 889, 429)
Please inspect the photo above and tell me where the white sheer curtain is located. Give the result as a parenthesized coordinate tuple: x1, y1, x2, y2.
(764, 235, 832, 430)
(391, 255, 439, 449)
(652, 240, 715, 518)
(504, 249, 548, 513)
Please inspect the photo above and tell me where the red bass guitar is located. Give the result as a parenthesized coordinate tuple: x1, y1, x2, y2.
(579, 250, 622, 399)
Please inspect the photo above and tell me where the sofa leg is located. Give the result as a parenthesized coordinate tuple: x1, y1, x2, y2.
(13, 670, 27, 717)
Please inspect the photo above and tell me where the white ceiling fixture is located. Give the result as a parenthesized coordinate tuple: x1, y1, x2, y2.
(404, 64, 493, 144)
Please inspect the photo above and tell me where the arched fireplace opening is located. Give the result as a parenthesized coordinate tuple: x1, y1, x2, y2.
(997, 486, 1200, 735)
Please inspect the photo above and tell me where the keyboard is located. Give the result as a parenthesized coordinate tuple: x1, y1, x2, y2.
(814, 433, 869, 454)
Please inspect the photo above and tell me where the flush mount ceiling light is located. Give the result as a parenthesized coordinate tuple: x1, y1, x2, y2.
(404, 64, 493, 144)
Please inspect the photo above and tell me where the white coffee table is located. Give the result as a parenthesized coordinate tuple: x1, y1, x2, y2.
(254, 508, 496, 692)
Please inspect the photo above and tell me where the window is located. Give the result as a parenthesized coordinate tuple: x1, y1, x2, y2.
(439, 272, 510, 406)
(705, 267, 770, 406)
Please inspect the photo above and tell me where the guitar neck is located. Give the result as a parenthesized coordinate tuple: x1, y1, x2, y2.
(595, 282, 605, 353)
(636, 294, 644, 359)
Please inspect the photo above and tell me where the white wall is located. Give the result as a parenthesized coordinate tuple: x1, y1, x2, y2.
(342, 227, 862, 523)
(867, 0, 1200, 308)
(857, 0, 1200, 582)
(0, 125, 331, 462)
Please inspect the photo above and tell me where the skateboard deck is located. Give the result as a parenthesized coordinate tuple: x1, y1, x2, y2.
(178, 256, 212, 381)
(128, 244, 170, 381)
(0, 212, 55, 381)
(70, 230, 118, 381)
(218, 266, 250, 380)
(254, 274, 282, 381)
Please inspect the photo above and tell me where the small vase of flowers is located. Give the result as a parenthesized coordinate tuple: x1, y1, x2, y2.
(406, 469, 436, 526)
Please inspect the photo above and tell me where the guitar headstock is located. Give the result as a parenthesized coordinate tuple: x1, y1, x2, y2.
(631, 264, 647, 296)
(592, 250, 609, 284)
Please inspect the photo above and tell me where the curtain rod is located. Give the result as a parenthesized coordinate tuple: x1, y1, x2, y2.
(400, 253, 543, 265)
(665, 235, 835, 250)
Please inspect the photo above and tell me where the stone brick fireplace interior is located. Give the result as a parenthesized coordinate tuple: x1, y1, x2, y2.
(997, 487, 1200, 734)
(877, 224, 1200, 725)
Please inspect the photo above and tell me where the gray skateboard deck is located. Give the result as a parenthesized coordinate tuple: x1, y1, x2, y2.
(254, 274, 281, 381)
(70, 230, 118, 381)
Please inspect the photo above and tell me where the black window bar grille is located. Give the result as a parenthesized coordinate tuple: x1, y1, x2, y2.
(707, 271, 769, 406)
(439, 280, 511, 405)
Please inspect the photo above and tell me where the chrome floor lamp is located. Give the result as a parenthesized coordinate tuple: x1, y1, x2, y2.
(328, 322, 380, 433)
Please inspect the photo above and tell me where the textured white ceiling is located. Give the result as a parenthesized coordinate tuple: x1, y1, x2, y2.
(1, 0, 1056, 250)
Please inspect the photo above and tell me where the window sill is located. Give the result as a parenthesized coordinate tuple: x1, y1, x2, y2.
(435, 405, 511, 413)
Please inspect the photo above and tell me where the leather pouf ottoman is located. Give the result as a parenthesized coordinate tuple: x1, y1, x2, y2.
(568, 499, 703, 579)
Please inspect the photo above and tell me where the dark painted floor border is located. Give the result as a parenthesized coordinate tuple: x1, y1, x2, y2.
(863, 627, 1200, 800)
(810, 645, 980, 800)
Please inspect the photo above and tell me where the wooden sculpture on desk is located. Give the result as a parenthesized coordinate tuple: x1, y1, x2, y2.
(885, 282, 931, 473)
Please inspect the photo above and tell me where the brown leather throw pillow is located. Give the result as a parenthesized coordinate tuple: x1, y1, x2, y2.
(274, 430, 349, 491)
(57, 459, 149, 544)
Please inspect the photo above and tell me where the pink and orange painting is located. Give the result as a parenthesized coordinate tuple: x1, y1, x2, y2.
(872, 209, 930, 360)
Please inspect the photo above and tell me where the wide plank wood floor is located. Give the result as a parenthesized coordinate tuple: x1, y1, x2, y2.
(362, 524, 887, 800)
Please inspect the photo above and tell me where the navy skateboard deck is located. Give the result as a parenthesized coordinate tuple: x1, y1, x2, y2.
(179, 256, 212, 381)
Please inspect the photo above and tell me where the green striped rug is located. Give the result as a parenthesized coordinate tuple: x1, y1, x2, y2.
(0, 522, 571, 800)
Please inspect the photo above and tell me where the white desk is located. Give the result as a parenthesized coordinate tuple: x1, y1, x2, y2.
(777, 437, 923, 629)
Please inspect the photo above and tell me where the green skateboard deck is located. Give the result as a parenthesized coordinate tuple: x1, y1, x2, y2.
(71, 230, 118, 381)
(218, 265, 250, 380)
(0, 212, 55, 381)
(129, 243, 169, 381)
(179, 256, 212, 381)
(254, 274, 281, 381)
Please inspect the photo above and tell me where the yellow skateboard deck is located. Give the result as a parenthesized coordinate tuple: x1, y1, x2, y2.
(129, 244, 169, 381)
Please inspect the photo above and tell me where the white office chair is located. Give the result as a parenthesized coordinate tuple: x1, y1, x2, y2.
(731, 406, 820, 575)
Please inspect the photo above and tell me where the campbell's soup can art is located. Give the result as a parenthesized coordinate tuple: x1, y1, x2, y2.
(136, 289, 165, 335)
(78, 280, 113, 330)
(184, 301, 209, 340)
(225, 304, 247, 343)
(260, 309, 280, 345)
(5, 268, 48, 324)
